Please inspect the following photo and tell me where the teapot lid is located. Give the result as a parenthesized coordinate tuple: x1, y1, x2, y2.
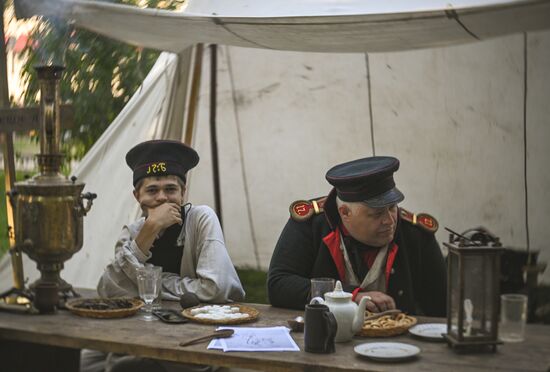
(324, 280, 352, 300)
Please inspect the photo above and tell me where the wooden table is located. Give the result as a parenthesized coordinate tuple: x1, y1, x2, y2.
(1, 291, 549, 372)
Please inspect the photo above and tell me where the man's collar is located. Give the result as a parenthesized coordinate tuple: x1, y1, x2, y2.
(323, 188, 341, 229)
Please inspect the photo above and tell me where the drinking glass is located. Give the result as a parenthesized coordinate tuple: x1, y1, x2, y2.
(145, 264, 163, 311)
(310, 278, 335, 301)
(499, 294, 528, 342)
(136, 266, 161, 321)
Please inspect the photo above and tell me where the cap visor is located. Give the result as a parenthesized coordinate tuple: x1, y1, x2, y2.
(363, 187, 404, 208)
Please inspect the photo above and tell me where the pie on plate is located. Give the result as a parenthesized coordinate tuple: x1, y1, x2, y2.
(358, 311, 417, 337)
(181, 304, 259, 325)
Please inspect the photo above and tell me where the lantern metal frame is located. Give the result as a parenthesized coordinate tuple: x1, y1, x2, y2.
(444, 242, 504, 352)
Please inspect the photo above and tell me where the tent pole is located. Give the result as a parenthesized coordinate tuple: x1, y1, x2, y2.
(183, 44, 203, 146)
(209, 44, 222, 226)
(183, 44, 223, 224)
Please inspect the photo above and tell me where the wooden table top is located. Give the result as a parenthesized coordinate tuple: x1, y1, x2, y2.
(1, 290, 549, 372)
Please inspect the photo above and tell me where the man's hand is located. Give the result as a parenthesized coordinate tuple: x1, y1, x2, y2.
(135, 203, 182, 256)
(144, 202, 182, 230)
(355, 291, 396, 313)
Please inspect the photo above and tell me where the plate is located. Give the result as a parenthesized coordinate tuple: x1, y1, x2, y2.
(354, 342, 420, 362)
(408, 323, 447, 341)
(65, 298, 144, 319)
(181, 304, 259, 325)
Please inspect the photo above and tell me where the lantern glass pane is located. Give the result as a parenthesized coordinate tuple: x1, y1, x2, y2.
(462, 253, 496, 339)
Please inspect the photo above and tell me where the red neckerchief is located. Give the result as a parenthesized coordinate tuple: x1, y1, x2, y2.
(339, 224, 380, 269)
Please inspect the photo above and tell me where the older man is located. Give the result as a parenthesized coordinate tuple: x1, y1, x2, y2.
(267, 156, 446, 316)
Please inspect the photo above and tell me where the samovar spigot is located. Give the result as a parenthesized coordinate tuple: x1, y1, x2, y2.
(71, 176, 97, 216)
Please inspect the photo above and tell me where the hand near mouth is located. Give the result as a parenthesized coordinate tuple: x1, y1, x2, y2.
(145, 202, 183, 230)
(135, 202, 183, 255)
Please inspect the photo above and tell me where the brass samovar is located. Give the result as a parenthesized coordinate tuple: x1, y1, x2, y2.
(9, 65, 95, 297)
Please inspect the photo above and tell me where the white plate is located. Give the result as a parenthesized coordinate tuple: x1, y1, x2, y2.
(354, 342, 420, 362)
(408, 323, 447, 341)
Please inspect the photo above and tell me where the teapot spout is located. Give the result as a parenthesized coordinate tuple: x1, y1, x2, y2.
(352, 296, 369, 334)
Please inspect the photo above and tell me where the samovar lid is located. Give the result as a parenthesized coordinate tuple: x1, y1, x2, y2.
(15, 174, 85, 196)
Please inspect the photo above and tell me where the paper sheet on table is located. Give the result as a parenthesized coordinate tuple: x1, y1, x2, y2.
(207, 326, 299, 352)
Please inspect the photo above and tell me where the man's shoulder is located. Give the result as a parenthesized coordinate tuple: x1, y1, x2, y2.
(399, 207, 439, 234)
(288, 196, 327, 222)
(186, 204, 219, 222)
(187, 204, 214, 215)
(280, 198, 333, 245)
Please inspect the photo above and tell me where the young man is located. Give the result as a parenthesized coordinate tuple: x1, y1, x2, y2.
(97, 139, 245, 302)
(83, 140, 244, 372)
(267, 156, 446, 316)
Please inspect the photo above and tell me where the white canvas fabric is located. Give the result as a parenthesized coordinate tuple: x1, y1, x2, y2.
(17, 0, 550, 53)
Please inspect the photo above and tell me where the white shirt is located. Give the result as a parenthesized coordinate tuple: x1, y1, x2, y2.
(97, 205, 245, 303)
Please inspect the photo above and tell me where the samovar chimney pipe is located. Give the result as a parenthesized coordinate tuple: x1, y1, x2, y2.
(35, 65, 64, 176)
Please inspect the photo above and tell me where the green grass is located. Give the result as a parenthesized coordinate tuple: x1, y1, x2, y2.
(236, 268, 268, 304)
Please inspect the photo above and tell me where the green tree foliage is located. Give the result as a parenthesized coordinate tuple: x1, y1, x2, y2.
(20, 0, 184, 159)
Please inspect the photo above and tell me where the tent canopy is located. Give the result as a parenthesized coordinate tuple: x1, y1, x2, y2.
(16, 0, 550, 52)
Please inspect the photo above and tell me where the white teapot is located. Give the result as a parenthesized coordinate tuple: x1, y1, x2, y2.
(312, 280, 369, 342)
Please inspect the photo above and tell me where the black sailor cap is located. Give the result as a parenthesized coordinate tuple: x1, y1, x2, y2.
(325, 156, 404, 208)
(126, 140, 199, 186)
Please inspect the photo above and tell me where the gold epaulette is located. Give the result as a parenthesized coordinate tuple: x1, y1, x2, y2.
(290, 197, 327, 222)
(399, 208, 438, 233)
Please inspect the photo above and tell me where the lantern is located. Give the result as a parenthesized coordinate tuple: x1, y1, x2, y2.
(444, 230, 504, 352)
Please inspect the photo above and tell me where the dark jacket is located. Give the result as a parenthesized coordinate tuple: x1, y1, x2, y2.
(267, 192, 447, 316)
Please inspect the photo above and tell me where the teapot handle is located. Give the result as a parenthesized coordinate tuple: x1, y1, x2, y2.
(309, 296, 325, 305)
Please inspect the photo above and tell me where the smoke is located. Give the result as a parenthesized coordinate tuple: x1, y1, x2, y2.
(14, 0, 123, 66)
(14, 0, 76, 20)
(13, 0, 77, 66)
(35, 21, 72, 67)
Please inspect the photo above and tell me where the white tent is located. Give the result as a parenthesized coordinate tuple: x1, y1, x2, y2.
(1, 0, 549, 290)
(14, 0, 550, 52)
